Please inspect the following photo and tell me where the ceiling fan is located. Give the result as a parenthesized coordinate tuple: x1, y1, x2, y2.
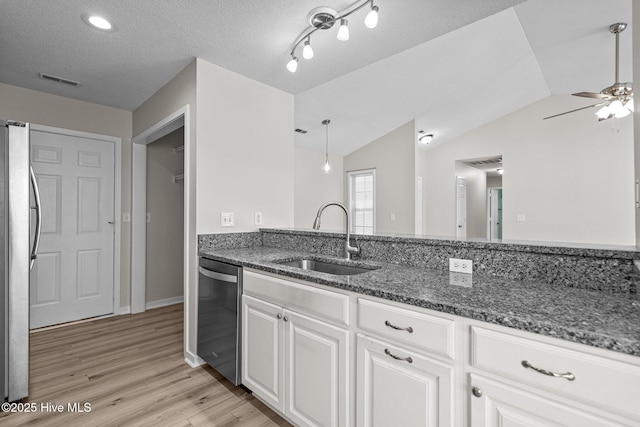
(544, 22, 633, 121)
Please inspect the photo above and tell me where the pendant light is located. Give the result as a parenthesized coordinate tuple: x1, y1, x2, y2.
(322, 119, 332, 174)
(364, 3, 379, 28)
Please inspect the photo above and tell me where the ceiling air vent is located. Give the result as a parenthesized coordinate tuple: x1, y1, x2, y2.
(467, 157, 502, 166)
(39, 73, 81, 87)
(294, 128, 308, 134)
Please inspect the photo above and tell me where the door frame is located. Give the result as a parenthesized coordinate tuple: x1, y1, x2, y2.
(30, 124, 122, 317)
(486, 186, 503, 240)
(131, 105, 194, 363)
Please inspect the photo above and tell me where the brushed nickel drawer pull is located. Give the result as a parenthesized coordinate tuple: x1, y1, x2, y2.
(521, 360, 575, 381)
(385, 320, 414, 333)
(384, 348, 413, 363)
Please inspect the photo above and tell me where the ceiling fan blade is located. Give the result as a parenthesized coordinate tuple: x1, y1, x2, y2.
(543, 102, 607, 120)
(572, 92, 610, 99)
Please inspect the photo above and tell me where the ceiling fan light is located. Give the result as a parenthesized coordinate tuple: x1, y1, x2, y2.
(364, 5, 379, 29)
(595, 105, 612, 120)
(608, 99, 629, 118)
(302, 38, 314, 59)
(286, 56, 298, 73)
(624, 99, 634, 112)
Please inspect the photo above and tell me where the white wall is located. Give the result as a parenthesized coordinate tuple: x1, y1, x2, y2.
(487, 176, 503, 188)
(133, 60, 197, 354)
(146, 128, 184, 303)
(421, 95, 635, 245)
(0, 82, 133, 307)
(195, 59, 294, 233)
(344, 120, 416, 234)
(294, 148, 344, 231)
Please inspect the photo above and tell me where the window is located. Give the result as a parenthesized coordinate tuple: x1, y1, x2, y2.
(348, 169, 375, 234)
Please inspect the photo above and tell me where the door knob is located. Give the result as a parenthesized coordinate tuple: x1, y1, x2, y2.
(471, 386, 483, 398)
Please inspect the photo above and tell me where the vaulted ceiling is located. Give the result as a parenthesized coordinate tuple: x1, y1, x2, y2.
(0, 0, 632, 155)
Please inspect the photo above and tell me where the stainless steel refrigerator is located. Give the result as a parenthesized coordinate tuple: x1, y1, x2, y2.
(2, 120, 40, 402)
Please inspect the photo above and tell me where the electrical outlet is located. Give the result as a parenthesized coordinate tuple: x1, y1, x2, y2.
(220, 212, 234, 227)
(449, 258, 473, 274)
(449, 272, 473, 287)
(122, 212, 131, 223)
(517, 214, 526, 222)
(254, 212, 263, 226)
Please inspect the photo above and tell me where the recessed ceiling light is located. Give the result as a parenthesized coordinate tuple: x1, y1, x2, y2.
(81, 13, 116, 32)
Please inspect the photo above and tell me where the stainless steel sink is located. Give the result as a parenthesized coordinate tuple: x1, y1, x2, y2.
(277, 259, 375, 276)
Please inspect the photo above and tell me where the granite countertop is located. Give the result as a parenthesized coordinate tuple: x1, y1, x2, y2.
(200, 246, 640, 357)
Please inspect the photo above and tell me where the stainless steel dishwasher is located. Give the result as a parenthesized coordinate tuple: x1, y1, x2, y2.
(197, 257, 242, 385)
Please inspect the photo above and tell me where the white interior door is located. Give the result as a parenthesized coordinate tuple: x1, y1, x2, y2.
(30, 129, 115, 329)
(456, 177, 467, 238)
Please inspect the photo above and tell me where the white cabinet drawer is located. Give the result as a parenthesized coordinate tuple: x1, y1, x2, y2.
(470, 326, 640, 420)
(357, 298, 455, 360)
(243, 269, 350, 327)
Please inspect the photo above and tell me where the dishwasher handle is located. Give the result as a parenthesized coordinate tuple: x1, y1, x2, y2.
(199, 266, 238, 283)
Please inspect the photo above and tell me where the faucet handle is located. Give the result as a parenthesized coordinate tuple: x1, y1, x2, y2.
(350, 235, 361, 258)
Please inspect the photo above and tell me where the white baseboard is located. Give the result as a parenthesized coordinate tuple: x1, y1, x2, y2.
(118, 305, 131, 315)
(184, 350, 206, 368)
(146, 296, 184, 310)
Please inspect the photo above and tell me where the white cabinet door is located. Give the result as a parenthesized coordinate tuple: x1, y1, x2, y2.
(285, 310, 349, 427)
(242, 294, 284, 412)
(356, 334, 453, 427)
(469, 374, 631, 427)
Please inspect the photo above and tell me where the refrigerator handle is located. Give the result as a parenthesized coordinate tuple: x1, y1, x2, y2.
(29, 165, 42, 271)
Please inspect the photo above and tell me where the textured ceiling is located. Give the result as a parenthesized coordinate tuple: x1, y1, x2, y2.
(0, 0, 633, 156)
(0, 0, 523, 110)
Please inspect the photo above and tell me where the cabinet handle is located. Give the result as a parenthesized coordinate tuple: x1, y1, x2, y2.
(471, 387, 483, 398)
(283, 316, 289, 322)
(384, 348, 413, 363)
(276, 314, 282, 319)
(385, 320, 414, 333)
(521, 360, 575, 381)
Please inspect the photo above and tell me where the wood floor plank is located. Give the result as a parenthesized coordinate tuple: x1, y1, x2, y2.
(0, 304, 291, 427)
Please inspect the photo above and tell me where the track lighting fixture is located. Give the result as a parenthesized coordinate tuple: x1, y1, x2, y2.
(286, 56, 298, 73)
(364, 5, 379, 28)
(302, 37, 314, 59)
(337, 19, 349, 41)
(286, 0, 381, 73)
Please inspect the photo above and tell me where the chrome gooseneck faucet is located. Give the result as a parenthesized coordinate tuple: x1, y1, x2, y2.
(313, 201, 360, 260)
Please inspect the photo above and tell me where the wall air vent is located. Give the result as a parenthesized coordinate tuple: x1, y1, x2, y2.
(39, 73, 81, 87)
(294, 128, 308, 134)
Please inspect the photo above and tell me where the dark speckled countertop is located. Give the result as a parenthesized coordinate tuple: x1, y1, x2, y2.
(200, 246, 640, 357)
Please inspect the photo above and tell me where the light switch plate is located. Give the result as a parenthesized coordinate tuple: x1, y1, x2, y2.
(221, 212, 234, 227)
(254, 212, 263, 226)
(449, 258, 473, 274)
(517, 214, 526, 222)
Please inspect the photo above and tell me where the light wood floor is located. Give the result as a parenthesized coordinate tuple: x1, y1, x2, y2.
(0, 304, 291, 427)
